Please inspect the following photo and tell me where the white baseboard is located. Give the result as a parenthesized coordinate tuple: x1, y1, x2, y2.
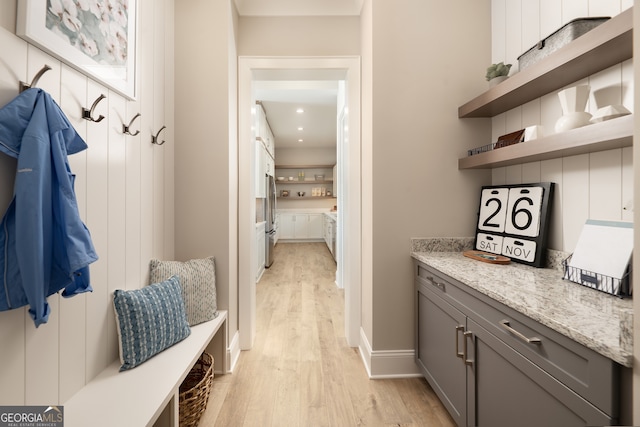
(358, 327, 423, 379)
(226, 330, 241, 373)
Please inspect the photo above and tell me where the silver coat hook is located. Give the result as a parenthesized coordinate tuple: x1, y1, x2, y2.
(151, 126, 167, 145)
(19, 65, 52, 92)
(122, 113, 141, 136)
(82, 94, 106, 122)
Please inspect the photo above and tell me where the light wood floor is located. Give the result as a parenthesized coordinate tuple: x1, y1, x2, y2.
(200, 242, 455, 426)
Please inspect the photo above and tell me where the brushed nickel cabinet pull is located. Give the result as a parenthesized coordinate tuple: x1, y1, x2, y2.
(455, 325, 465, 359)
(500, 320, 542, 345)
(463, 331, 474, 366)
(426, 276, 445, 291)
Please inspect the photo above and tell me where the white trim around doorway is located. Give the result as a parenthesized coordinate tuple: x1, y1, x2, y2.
(238, 56, 362, 350)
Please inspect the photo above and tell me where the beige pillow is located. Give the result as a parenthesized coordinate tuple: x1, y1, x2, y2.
(149, 257, 218, 325)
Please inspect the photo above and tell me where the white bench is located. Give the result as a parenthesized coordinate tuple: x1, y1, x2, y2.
(64, 310, 228, 427)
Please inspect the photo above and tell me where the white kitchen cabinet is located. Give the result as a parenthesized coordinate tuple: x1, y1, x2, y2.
(306, 214, 323, 239)
(256, 102, 275, 155)
(278, 213, 323, 240)
(256, 222, 266, 281)
(323, 213, 337, 260)
(279, 214, 295, 239)
(255, 140, 266, 198)
(265, 150, 275, 177)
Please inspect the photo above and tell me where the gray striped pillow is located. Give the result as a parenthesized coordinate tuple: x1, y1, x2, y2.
(149, 257, 218, 326)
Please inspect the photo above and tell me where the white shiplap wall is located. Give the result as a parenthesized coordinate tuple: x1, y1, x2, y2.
(490, 0, 634, 252)
(0, 0, 174, 406)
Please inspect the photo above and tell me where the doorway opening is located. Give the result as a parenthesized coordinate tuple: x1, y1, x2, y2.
(238, 57, 361, 350)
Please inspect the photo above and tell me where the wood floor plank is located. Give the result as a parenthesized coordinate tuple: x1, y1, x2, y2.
(206, 242, 455, 427)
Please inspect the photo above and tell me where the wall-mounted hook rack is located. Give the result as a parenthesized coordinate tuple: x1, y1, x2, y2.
(82, 94, 106, 122)
(122, 113, 141, 136)
(151, 126, 167, 145)
(19, 65, 52, 92)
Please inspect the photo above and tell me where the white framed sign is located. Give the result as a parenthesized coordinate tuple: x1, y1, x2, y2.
(17, 0, 137, 100)
(475, 183, 554, 267)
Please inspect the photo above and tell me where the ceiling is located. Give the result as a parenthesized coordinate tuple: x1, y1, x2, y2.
(255, 80, 339, 149)
(253, 69, 346, 150)
(234, 0, 363, 16)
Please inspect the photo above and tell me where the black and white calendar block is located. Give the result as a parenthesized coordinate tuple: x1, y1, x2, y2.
(474, 183, 554, 267)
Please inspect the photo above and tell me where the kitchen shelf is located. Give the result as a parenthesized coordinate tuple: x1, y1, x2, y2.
(277, 180, 333, 185)
(458, 114, 633, 169)
(458, 7, 632, 118)
(278, 196, 336, 200)
(275, 164, 335, 169)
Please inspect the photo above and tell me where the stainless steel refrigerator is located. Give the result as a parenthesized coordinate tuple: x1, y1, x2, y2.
(265, 174, 276, 268)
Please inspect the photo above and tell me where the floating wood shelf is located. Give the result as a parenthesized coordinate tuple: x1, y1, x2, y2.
(458, 115, 633, 169)
(278, 196, 336, 200)
(458, 8, 632, 118)
(275, 164, 335, 169)
(276, 180, 334, 185)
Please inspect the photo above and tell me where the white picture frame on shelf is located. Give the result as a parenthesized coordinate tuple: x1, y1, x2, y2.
(17, 0, 137, 100)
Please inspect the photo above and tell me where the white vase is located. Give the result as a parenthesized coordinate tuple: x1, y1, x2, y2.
(555, 85, 592, 132)
(489, 75, 508, 87)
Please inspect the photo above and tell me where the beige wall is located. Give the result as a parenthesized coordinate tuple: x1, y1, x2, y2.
(174, 0, 238, 339)
(0, 0, 174, 405)
(363, 0, 492, 352)
(237, 16, 360, 56)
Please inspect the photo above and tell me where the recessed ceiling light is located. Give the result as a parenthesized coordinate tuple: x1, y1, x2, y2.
(297, 127, 303, 131)
(296, 108, 304, 113)
(298, 139, 304, 143)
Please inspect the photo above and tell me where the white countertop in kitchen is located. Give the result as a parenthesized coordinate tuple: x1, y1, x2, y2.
(411, 250, 633, 367)
(324, 212, 337, 221)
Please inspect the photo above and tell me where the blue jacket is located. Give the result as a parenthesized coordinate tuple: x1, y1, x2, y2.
(0, 88, 98, 327)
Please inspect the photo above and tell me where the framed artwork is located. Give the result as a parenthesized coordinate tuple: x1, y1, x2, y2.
(17, 0, 137, 100)
(474, 182, 554, 267)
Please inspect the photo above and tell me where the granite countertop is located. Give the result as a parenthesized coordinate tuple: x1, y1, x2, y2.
(411, 240, 633, 367)
(324, 212, 337, 220)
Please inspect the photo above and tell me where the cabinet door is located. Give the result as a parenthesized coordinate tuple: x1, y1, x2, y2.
(293, 214, 309, 238)
(468, 319, 611, 427)
(279, 214, 295, 239)
(416, 284, 467, 426)
(266, 154, 275, 177)
(256, 223, 265, 281)
(307, 214, 323, 239)
(255, 141, 266, 198)
(324, 217, 330, 245)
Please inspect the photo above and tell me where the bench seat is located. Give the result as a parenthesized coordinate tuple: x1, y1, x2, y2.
(64, 310, 227, 427)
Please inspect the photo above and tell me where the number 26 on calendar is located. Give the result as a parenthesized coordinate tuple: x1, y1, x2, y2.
(478, 187, 543, 238)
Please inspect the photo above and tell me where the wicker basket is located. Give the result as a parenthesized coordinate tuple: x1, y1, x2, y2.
(179, 352, 214, 427)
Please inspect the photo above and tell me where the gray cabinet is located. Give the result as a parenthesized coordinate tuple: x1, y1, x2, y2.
(415, 260, 618, 427)
(416, 287, 468, 426)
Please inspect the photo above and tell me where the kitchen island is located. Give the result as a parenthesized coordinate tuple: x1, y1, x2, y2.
(411, 238, 632, 426)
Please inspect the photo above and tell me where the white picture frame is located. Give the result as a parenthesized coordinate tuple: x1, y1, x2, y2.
(16, 0, 137, 100)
